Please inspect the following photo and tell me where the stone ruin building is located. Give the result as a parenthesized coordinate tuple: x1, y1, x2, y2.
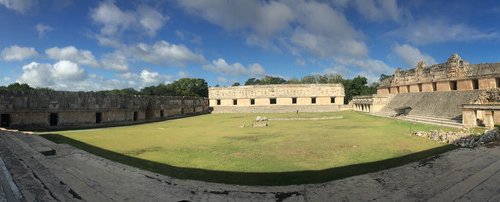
(352, 53, 500, 128)
(0, 90, 208, 130)
(208, 84, 345, 113)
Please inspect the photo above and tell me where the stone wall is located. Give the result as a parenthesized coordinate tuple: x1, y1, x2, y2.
(210, 105, 342, 113)
(378, 54, 500, 97)
(0, 90, 209, 130)
(208, 84, 344, 113)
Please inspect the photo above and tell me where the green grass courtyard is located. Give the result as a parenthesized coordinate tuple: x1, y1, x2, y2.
(41, 111, 456, 185)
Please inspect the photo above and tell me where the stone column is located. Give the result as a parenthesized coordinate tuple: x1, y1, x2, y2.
(462, 109, 477, 128)
(484, 111, 495, 129)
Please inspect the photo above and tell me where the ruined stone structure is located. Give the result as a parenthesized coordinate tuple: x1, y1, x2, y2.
(377, 53, 500, 95)
(209, 84, 345, 113)
(462, 89, 500, 129)
(0, 90, 208, 130)
(352, 53, 500, 128)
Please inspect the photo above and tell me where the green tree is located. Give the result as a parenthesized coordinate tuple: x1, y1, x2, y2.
(232, 82, 241, 86)
(259, 76, 286, 85)
(244, 78, 260, 85)
(171, 78, 208, 97)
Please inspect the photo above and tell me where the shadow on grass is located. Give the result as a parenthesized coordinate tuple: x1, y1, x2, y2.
(41, 133, 456, 186)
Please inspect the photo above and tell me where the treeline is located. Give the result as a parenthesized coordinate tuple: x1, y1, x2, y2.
(231, 74, 378, 104)
(101, 78, 208, 97)
(1, 78, 209, 97)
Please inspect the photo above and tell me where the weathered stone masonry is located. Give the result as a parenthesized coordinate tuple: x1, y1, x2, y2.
(0, 90, 209, 130)
(209, 84, 345, 113)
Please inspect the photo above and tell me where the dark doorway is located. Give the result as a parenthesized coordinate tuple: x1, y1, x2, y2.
(330, 97, 336, 104)
(96, 112, 102, 124)
(292, 97, 297, 104)
(270, 98, 277, 104)
(418, 84, 422, 92)
(49, 113, 58, 126)
(472, 79, 479, 90)
(250, 99, 255, 105)
(133, 112, 138, 121)
(450, 81, 457, 91)
(1, 114, 10, 127)
(181, 108, 184, 114)
(311, 97, 317, 104)
(160, 110, 164, 118)
(432, 82, 437, 91)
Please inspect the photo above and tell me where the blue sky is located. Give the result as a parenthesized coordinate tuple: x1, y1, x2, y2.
(0, 0, 499, 91)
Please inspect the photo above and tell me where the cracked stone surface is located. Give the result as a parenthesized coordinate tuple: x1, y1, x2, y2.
(0, 131, 499, 201)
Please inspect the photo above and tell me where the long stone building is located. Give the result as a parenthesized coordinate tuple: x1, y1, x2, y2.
(209, 84, 345, 113)
(351, 53, 500, 128)
(0, 90, 208, 130)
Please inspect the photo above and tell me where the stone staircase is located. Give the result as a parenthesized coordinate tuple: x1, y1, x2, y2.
(372, 112, 464, 128)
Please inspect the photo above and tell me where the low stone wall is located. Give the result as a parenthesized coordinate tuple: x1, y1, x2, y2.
(412, 128, 500, 147)
(0, 90, 209, 130)
(210, 105, 342, 113)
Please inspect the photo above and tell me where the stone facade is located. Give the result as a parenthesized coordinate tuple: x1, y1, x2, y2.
(353, 53, 500, 124)
(0, 90, 209, 130)
(378, 53, 500, 95)
(462, 89, 500, 129)
(209, 84, 344, 113)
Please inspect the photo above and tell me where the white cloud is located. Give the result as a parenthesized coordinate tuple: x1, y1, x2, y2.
(390, 19, 498, 45)
(118, 69, 172, 87)
(45, 46, 99, 67)
(35, 23, 53, 38)
(352, 0, 400, 22)
(0, 0, 35, 13)
(90, 1, 167, 36)
(17, 60, 87, 89)
(335, 57, 394, 82)
(100, 52, 128, 71)
(17, 61, 171, 91)
(137, 6, 168, 36)
(179, 0, 293, 36)
(130, 40, 205, 66)
(1, 45, 38, 61)
(179, 0, 367, 59)
(203, 58, 266, 77)
(393, 44, 436, 67)
(52, 60, 86, 81)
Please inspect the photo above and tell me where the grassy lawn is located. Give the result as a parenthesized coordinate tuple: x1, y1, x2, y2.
(40, 111, 455, 185)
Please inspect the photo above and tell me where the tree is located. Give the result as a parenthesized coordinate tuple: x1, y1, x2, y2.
(171, 78, 208, 97)
(259, 76, 286, 85)
(244, 78, 260, 85)
(232, 82, 241, 86)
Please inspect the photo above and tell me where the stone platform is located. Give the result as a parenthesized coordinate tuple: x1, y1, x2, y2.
(0, 131, 499, 201)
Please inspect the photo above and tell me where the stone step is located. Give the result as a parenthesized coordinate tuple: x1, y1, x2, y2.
(371, 112, 463, 128)
(395, 117, 463, 128)
(403, 115, 462, 123)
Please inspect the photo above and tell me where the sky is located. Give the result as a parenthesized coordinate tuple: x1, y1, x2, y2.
(0, 0, 500, 91)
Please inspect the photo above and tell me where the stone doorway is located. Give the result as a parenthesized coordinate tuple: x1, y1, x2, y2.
(96, 112, 102, 124)
(1, 114, 10, 127)
(49, 113, 58, 126)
